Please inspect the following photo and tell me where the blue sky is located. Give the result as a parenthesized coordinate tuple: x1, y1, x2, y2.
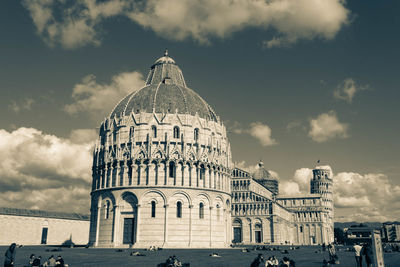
(0, 0, 399, 221)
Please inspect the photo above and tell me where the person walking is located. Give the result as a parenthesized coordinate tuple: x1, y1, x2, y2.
(4, 243, 17, 267)
(363, 243, 373, 267)
(354, 243, 363, 267)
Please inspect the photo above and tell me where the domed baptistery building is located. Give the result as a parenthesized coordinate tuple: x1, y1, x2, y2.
(88, 51, 233, 248)
(88, 51, 335, 248)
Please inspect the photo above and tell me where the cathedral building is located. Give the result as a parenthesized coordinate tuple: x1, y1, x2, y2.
(88, 52, 334, 248)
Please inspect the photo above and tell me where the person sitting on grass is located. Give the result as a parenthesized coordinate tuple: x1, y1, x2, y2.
(250, 254, 264, 267)
(265, 256, 273, 267)
(24, 254, 35, 267)
(210, 252, 220, 257)
(55, 255, 65, 267)
(280, 257, 290, 267)
(42, 255, 56, 267)
(131, 251, 145, 256)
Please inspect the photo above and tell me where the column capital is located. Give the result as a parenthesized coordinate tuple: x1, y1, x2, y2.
(189, 205, 194, 209)
(209, 206, 214, 210)
(135, 204, 141, 208)
(164, 204, 169, 208)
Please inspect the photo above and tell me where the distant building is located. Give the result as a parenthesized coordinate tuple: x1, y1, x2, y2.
(345, 224, 375, 245)
(382, 222, 400, 242)
(0, 207, 89, 246)
(232, 164, 334, 245)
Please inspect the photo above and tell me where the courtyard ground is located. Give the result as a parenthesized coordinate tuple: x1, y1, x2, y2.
(1, 245, 398, 267)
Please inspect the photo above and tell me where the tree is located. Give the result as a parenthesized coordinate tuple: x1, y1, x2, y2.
(334, 228, 345, 244)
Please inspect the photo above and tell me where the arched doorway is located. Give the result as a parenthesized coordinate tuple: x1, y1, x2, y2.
(232, 218, 242, 243)
(119, 192, 138, 245)
(255, 223, 262, 243)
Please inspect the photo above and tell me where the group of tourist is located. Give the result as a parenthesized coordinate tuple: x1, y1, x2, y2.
(353, 242, 373, 267)
(3, 243, 66, 267)
(164, 255, 183, 267)
(250, 254, 295, 267)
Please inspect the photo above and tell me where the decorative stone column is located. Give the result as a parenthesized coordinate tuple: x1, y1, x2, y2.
(182, 164, 188, 186)
(105, 165, 109, 187)
(155, 163, 160, 185)
(204, 166, 209, 188)
(196, 165, 200, 187)
(139, 163, 146, 186)
(116, 163, 121, 186)
(148, 163, 155, 185)
(122, 160, 128, 186)
(135, 204, 141, 243)
(113, 205, 121, 246)
(209, 206, 213, 247)
(111, 166, 115, 187)
(131, 163, 137, 185)
(188, 205, 193, 247)
(95, 204, 101, 247)
(176, 163, 182, 186)
(163, 204, 169, 246)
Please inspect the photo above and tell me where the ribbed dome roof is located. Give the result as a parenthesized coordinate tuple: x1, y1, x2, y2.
(253, 161, 278, 181)
(110, 51, 218, 122)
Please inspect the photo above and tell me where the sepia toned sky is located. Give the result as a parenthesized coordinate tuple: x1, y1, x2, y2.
(0, 0, 399, 222)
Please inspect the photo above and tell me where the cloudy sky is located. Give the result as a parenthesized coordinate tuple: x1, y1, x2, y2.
(0, 0, 399, 222)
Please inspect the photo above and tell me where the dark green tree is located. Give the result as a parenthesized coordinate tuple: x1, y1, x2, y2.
(334, 228, 345, 244)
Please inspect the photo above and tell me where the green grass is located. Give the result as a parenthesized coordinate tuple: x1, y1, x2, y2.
(1, 245, 399, 267)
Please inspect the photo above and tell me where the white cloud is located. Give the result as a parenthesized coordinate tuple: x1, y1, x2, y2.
(333, 172, 400, 222)
(64, 71, 144, 123)
(333, 78, 369, 103)
(0, 127, 94, 213)
(69, 129, 98, 144)
(23, 0, 350, 49)
(249, 122, 278, 146)
(308, 110, 349, 143)
(292, 167, 313, 192)
(229, 121, 278, 146)
(8, 98, 35, 113)
(280, 181, 301, 195)
(22, 0, 129, 49)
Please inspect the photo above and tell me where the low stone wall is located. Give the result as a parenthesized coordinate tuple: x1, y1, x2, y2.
(0, 214, 89, 245)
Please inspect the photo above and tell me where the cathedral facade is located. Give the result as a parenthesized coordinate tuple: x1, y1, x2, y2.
(88, 52, 334, 248)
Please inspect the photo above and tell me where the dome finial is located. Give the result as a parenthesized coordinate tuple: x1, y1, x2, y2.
(164, 49, 168, 56)
(258, 160, 264, 168)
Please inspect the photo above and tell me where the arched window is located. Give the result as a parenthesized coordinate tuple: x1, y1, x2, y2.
(200, 165, 205, 180)
(176, 201, 182, 218)
(105, 201, 110, 219)
(300, 226, 303, 233)
(173, 126, 180, 139)
(151, 201, 156, 218)
(199, 203, 204, 219)
(216, 204, 220, 221)
(194, 128, 199, 141)
(151, 125, 157, 138)
(169, 161, 176, 178)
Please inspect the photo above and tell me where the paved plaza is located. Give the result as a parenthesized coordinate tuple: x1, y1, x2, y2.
(1, 245, 399, 267)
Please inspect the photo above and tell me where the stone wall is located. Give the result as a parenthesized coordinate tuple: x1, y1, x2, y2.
(0, 214, 89, 246)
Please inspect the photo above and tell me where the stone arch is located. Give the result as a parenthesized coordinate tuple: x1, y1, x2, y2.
(140, 189, 167, 206)
(194, 192, 211, 206)
(100, 191, 116, 207)
(170, 190, 192, 206)
(118, 191, 138, 210)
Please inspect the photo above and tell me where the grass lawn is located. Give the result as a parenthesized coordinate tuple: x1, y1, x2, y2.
(1, 245, 399, 267)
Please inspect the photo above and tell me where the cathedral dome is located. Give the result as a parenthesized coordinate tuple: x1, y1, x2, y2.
(110, 50, 218, 122)
(253, 161, 278, 181)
